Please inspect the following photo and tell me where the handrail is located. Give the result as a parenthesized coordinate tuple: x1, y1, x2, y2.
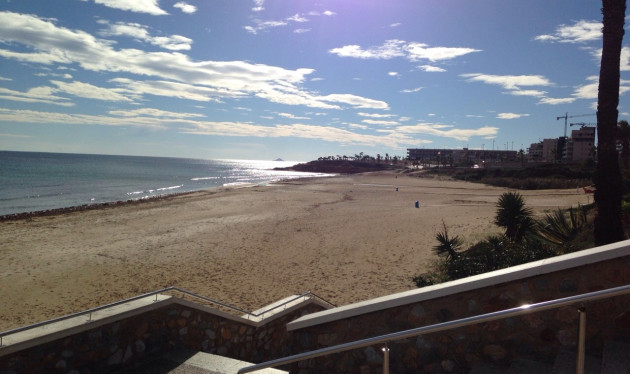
(0, 287, 172, 343)
(238, 283, 630, 373)
(0, 287, 335, 346)
(167, 287, 336, 319)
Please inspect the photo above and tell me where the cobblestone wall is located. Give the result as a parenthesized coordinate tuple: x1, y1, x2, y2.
(2, 254, 630, 374)
(0, 301, 325, 374)
(289, 256, 630, 374)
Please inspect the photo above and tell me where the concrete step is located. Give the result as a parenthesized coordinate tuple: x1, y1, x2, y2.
(601, 340, 630, 374)
(241, 295, 307, 322)
(123, 349, 287, 374)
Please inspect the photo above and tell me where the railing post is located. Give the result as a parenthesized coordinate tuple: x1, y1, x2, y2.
(382, 345, 390, 374)
(576, 307, 586, 374)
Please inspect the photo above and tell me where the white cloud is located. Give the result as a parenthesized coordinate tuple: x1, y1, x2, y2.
(0, 107, 167, 128)
(396, 122, 498, 141)
(1, 104, 428, 148)
(0, 75, 12, 81)
(110, 78, 239, 102)
(92, 0, 167, 15)
(390, 23, 402, 28)
(173, 2, 197, 14)
(362, 119, 399, 126)
(0, 132, 31, 139)
(322, 11, 336, 16)
(50, 80, 132, 101)
(319, 94, 389, 109)
(401, 87, 423, 93)
(329, 40, 406, 59)
(252, 0, 265, 12)
(244, 20, 287, 34)
(109, 108, 204, 118)
(497, 113, 530, 119)
(418, 65, 446, 73)
(277, 112, 311, 120)
(185, 121, 419, 148)
(330, 39, 480, 63)
(535, 20, 601, 43)
(99, 21, 192, 51)
(388, 72, 399, 77)
(246, 12, 313, 35)
(358, 112, 395, 118)
(405, 43, 481, 62)
(0, 86, 74, 107)
(287, 14, 308, 22)
(505, 89, 547, 97)
(461, 73, 552, 90)
(538, 97, 576, 105)
(0, 12, 387, 111)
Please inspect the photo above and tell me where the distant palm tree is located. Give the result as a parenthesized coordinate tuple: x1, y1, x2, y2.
(495, 192, 534, 242)
(433, 221, 463, 261)
(594, 0, 626, 245)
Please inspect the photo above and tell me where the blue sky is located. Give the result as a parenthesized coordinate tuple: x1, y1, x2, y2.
(0, 0, 628, 161)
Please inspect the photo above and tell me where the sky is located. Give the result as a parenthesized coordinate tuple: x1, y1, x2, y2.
(0, 0, 629, 161)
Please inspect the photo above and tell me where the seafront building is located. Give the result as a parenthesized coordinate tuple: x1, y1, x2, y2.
(406, 148, 518, 167)
(406, 126, 597, 167)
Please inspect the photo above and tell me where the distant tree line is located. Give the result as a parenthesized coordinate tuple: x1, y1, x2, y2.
(317, 152, 404, 164)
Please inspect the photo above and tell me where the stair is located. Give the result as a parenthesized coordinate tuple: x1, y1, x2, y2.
(122, 349, 287, 374)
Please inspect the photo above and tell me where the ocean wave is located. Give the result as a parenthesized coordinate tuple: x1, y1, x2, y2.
(156, 185, 183, 191)
(191, 176, 220, 181)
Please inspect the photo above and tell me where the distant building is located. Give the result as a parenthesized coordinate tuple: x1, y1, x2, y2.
(542, 138, 560, 162)
(528, 142, 543, 162)
(526, 126, 595, 164)
(564, 126, 596, 161)
(407, 148, 518, 165)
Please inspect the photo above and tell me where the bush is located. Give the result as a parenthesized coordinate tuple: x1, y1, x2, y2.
(444, 237, 556, 281)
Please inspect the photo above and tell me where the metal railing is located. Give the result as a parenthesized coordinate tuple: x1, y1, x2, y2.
(0, 287, 335, 347)
(238, 283, 630, 374)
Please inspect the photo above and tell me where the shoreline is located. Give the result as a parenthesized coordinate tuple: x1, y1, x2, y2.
(0, 175, 334, 222)
(0, 171, 589, 331)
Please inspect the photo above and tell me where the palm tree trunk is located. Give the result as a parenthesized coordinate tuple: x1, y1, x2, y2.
(594, 0, 626, 245)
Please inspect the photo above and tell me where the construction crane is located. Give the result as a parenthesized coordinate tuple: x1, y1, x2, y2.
(557, 113, 596, 138)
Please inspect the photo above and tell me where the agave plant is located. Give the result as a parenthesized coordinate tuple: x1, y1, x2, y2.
(433, 220, 463, 261)
(536, 205, 588, 246)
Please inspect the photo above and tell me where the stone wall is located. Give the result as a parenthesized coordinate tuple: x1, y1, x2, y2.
(0, 300, 326, 374)
(2, 248, 630, 374)
(287, 255, 630, 373)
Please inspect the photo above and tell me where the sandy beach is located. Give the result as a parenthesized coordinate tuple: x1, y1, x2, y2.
(0, 171, 591, 331)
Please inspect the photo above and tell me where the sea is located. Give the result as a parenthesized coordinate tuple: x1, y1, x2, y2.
(0, 151, 329, 217)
